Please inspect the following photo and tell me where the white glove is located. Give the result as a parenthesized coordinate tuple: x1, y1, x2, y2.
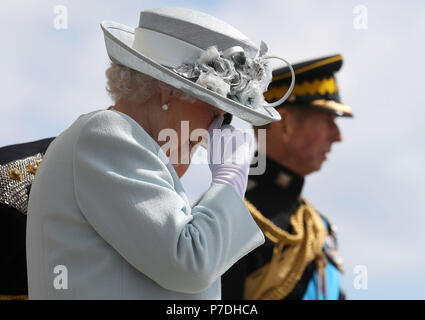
(207, 115, 253, 199)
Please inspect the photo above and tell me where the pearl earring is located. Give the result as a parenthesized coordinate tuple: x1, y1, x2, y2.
(161, 103, 169, 111)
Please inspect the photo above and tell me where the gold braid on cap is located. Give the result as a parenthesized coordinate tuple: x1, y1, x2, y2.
(243, 198, 327, 300)
(264, 77, 338, 103)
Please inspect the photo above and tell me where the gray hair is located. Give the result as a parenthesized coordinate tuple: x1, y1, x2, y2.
(105, 62, 196, 104)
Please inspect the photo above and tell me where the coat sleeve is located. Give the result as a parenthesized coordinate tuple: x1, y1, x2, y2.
(72, 112, 264, 294)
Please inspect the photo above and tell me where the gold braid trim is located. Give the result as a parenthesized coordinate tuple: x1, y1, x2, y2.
(0, 295, 28, 300)
(264, 77, 339, 102)
(244, 198, 327, 300)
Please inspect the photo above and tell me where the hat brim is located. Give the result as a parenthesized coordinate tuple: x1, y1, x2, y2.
(309, 99, 353, 117)
(101, 21, 281, 126)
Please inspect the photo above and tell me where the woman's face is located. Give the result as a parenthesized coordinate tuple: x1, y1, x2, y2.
(161, 98, 226, 177)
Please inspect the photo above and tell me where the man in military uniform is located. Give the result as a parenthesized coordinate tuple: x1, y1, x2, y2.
(221, 54, 353, 300)
(0, 138, 54, 299)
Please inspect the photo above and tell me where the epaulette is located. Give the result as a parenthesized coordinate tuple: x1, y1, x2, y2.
(0, 153, 44, 214)
(0, 137, 55, 214)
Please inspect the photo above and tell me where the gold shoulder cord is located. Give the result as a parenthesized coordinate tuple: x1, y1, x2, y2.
(243, 198, 328, 300)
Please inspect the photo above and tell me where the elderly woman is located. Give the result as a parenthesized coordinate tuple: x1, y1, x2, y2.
(26, 8, 292, 299)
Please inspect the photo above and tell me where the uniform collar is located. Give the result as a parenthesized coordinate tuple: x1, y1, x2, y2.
(249, 153, 305, 200)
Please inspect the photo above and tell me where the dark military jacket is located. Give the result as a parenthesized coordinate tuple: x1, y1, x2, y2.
(221, 156, 344, 300)
(0, 138, 54, 297)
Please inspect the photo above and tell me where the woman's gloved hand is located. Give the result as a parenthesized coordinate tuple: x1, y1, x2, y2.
(207, 115, 253, 199)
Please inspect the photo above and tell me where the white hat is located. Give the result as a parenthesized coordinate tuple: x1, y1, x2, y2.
(101, 7, 294, 125)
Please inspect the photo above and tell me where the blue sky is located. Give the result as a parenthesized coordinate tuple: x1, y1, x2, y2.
(1, 0, 424, 299)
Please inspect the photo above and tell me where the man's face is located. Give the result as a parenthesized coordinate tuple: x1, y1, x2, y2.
(283, 108, 343, 175)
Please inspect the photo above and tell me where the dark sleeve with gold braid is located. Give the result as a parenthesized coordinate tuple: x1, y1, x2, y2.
(0, 137, 54, 299)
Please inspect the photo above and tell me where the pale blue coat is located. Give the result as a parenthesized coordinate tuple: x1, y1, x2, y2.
(26, 110, 264, 299)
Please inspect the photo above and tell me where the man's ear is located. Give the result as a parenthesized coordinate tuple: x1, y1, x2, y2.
(277, 108, 293, 144)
